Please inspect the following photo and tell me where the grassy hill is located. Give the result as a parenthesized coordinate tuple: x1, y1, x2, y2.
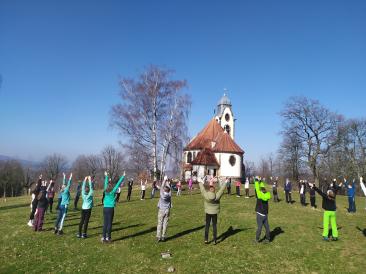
(0, 187, 365, 273)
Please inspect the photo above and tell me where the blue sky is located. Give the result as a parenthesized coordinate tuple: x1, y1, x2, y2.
(0, 0, 365, 164)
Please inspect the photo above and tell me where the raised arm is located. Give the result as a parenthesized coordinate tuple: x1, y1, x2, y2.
(62, 172, 66, 185)
(255, 180, 271, 201)
(112, 171, 126, 193)
(198, 177, 207, 197)
(216, 179, 227, 199)
(360, 177, 366, 196)
(88, 176, 94, 197)
(104, 171, 109, 191)
(82, 177, 87, 196)
(64, 173, 72, 191)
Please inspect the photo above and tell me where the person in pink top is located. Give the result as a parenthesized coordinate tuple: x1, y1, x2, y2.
(176, 181, 182, 196)
(188, 178, 193, 194)
(235, 180, 241, 197)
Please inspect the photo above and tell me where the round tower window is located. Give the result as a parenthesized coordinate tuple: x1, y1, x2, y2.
(225, 113, 230, 122)
(229, 155, 236, 166)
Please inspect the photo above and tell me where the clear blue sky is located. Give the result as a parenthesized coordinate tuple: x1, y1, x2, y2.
(1, 0, 365, 164)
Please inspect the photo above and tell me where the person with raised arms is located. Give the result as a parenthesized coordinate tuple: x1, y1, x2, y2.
(156, 176, 172, 242)
(127, 179, 133, 201)
(360, 177, 366, 210)
(198, 176, 226, 245)
(308, 182, 338, 241)
(77, 176, 94, 239)
(102, 171, 125, 243)
(54, 172, 72, 235)
(254, 177, 271, 243)
(46, 180, 55, 213)
(27, 175, 42, 227)
(33, 180, 49, 232)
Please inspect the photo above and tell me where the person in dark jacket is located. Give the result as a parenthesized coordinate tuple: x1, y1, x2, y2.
(28, 176, 42, 227)
(284, 178, 292, 203)
(308, 182, 338, 241)
(254, 177, 271, 243)
(127, 179, 133, 201)
(33, 181, 49, 231)
(271, 177, 279, 202)
(74, 182, 82, 210)
(46, 180, 55, 213)
(309, 184, 317, 209)
(299, 180, 307, 206)
(344, 178, 356, 213)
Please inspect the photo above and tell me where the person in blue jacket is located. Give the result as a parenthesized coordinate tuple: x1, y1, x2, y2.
(101, 171, 125, 243)
(344, 178, 356, 213)
(54, 172, 72, 235)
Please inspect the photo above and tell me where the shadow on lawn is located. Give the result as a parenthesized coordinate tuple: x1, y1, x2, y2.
(270, 227, 284, 242)
(217, 226, 250, 243)
(87, 223, 144, 237)
(356, 226, 366, 237)
(165, 225, 205, 242)
(113, 226, 156, 242)
(0, 203, 29, 211)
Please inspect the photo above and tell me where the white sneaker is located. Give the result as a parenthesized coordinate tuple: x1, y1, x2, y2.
(27, 220, 33, 227)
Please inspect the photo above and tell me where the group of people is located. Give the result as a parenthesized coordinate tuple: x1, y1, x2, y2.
(27, 172, 366, 245)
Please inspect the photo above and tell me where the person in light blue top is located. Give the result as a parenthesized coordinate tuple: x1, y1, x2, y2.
(54, 172, 72, 235)
(77, 176, 94, 238)
(102, 171, 125, 243)
(344, 178, 356, 213)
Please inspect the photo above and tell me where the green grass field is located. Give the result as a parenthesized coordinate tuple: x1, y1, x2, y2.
(0, 187, 365, 274)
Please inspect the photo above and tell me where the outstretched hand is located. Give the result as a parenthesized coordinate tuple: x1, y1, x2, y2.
(104, 171, 108, 177)
(69, 173, 73, 180)
(360, 176, 363, 183)
(123, 171, 126, 177)
(308, 182, 314, 188)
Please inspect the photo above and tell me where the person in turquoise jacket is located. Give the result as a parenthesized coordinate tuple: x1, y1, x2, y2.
(54, 172, 72, 235)
(77, 176, 94, 238)
(102, 171, 125, 243)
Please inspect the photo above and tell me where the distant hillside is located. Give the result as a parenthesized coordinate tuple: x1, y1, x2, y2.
(0, 154, 40, 168)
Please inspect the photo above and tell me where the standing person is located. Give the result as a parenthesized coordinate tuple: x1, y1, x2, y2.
(46, 180, 55, 213)
(254, 177, 271, 243)
(198, 176, 226, 245)
(308, 182, 338, 241)
(299, 180, 306, 206)
(188, 177, 193, 194)
(115, 186, 121, 203)
(272, 177, 279, 202)
(127, 179, 133, 201)
(344, 178, 356, 213)
(151, 180, 158, 199)
(140, 179, 146, 200)
(309, 183, 317, 209)
(226, 177, 231, 195)
(235, 180, 241, 197)
(74, 182, 82, 210)
(156, 176, 172, 242)
(77, 176, 94, 239)
(28, 176, 42, 227)
(33, 181, 49, 232)
(284, 178, 292, 204)
(244, 177, 250, 198)
(54, 173, 72, 235)
(102, 171, 125, 243)
(360, 177, 366, 210)
(176, 180, 182, 196)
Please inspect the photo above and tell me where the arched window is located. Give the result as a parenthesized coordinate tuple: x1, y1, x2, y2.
(225, 113, 230, 122)
(229, 155, 236, 166)
(187, 152, 192, 163)
(224, 124, 231, 135)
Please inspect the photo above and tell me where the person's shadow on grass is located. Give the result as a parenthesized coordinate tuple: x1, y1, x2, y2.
(356, 226, 366, 237)
(216, 226, 249, 243)
(269, 227, 284, 242)
(165, 225, 205, 242)
(113, 226, 156, 242)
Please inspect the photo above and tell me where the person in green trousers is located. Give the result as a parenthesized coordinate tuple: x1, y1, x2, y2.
(308, 182, 338, 241)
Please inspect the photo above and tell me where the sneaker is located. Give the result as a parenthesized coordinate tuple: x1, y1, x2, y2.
(81, 234, 88, 239)
(106, 237, 112, 243)
(54, 228, 58, 234)
(323, 237, 329, 241)
(332, 237, 338, 241)
(101, 237, 106, 243)
(204, 240, 209, 244)
(264, 239, 270, 244)
(157, 237, 161, 243)
(76, 234, 81, 238)
(57, 230, 64, 236)
(27, 220, 33, 227)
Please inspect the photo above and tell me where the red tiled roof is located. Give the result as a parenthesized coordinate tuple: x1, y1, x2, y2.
(191, 148, 220, 166)
(184, 118, 244, 154)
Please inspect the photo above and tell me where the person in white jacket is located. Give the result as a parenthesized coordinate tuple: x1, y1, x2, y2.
(360, 177, 366, 210)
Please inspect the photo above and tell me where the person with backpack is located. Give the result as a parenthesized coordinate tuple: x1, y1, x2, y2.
(254, 177, 271, 243)
(77, 176, 94, 238)
(308, 182, 339, 241)
(198, 176, 226, 245)
(101, 171, 125, 243)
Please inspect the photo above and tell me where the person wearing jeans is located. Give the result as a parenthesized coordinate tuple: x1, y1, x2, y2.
(156, 176, 172, 242)
(344, 179, 356, 213)
(198, 176, 226, 245)
(102, 171, 125, 243)
(254, 177, 271, 243)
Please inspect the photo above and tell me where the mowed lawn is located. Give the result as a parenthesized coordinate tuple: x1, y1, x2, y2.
(1, 187, 366, 274)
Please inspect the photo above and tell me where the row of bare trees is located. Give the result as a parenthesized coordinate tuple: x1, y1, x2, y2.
(253, 97, 366, 192)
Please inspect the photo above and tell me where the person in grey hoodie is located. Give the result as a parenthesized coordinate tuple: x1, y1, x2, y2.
(156, 176, 172, 242)
(198, 176, 226, 245)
